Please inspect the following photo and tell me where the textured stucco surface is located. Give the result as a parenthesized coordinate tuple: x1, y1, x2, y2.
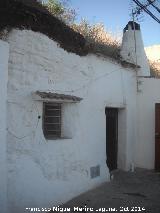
(5, 29, 138, 212)
(136, 78, 160, 169)
(121, 25, 150, 77)
(0, 40, 9, 213)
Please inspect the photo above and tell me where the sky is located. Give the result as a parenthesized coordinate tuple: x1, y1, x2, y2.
(43, 0, 160, 47)
(69, 0, 160, 47)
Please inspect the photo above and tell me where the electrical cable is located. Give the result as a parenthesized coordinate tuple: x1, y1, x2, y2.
(53, 66, 127, 94)
(7, 102, 40, 140)
(133, 0, 160, 23)
(7, 63, 136, 141)
(147, 0, 160, 13)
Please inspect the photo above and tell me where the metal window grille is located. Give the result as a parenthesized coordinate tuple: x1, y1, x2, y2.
(43, 103, 61, 139)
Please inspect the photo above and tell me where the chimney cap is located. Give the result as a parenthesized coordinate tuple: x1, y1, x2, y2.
(123, 21, 140, 33)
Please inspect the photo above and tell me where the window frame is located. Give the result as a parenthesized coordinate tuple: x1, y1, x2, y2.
(43, 102, 62, 140)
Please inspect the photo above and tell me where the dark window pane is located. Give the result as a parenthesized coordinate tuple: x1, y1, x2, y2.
(44, 116, 60, 123)
(44, 124, 60, 130)
(43, 103, 61, 139)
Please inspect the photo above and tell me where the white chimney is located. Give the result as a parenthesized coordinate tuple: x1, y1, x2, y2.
(120, 21, 150, 77)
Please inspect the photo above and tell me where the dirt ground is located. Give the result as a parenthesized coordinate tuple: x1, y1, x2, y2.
(61, 168, 160, 213)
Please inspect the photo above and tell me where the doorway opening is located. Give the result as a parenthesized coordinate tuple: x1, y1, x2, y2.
(105, 107, 118, 172)
(155, 103, 160, 171)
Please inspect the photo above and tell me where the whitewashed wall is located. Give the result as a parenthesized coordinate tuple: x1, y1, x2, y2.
(136, 78, 160, 169)
(120, 26, 150, 77)
(6, 29, 137, 213)
(0, 40, 9, 213)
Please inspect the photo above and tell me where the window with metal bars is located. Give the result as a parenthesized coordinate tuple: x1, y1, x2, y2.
(43, 103, 61, 139)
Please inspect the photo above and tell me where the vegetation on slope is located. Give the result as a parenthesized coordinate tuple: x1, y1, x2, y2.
(43, 0, 120, 60)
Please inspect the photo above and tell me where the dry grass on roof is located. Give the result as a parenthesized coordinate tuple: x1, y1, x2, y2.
(0, 0, 120, 61)
(150, 60, 160, 78)
(0, 0, 88, 56)
(0, 0, 137, 68)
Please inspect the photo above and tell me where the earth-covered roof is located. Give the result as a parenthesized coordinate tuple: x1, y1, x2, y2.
(0, 0, 88, 56)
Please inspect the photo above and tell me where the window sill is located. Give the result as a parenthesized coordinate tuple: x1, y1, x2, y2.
(45, 137, 72, 141)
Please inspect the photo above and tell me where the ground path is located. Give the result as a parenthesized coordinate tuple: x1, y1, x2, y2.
(60, 169, 160, 213)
